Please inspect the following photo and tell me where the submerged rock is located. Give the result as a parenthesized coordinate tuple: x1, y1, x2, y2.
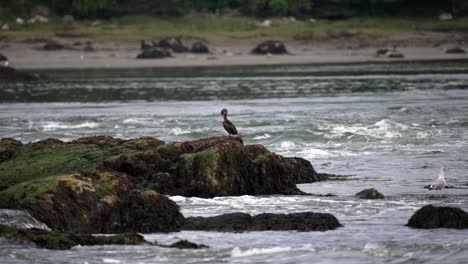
(0, 224, 147, 250)
(184, 212, 342, 232)
(168, 240, 208, 249)
(252, 40, 288, 55)
(355, 188, 384, 199)
(407, 205, 468, 229)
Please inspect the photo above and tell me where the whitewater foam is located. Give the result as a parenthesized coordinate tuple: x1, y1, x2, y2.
(169, 127, 191, 136)
(253, 133, 272, 140)
(41, 121, 98, 132)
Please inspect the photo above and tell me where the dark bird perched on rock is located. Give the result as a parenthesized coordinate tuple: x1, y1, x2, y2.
(221, 109, 238, 137)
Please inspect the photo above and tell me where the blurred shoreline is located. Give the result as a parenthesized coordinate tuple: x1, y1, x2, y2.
(2, 41, 467, 70)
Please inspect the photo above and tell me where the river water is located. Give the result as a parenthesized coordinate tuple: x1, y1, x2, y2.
(1, 61, 468, 263)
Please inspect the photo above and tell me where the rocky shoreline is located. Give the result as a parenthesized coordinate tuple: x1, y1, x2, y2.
(1, 136, 467, 251)
(0, 136, 329, 234)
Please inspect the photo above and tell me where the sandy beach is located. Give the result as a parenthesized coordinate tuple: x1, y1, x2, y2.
(1, 33, 468, 70)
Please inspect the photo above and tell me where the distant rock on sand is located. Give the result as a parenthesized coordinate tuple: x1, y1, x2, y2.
(252, 40, 288, 55)
(42, 40, 65, 51)
(136, 47, 172, 59)
(445, 46, 466, 54)
(407, 205, 468, 229)
(191, 41, 210, 53)
(157, 37, 189, 53)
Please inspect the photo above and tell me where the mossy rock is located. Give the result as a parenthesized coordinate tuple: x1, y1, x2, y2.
(0, 170, 184, 233)
(0, 224, 147, 250)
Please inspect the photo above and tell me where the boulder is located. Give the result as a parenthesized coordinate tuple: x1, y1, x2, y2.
(286, 157, 323, 184)
(407, 205, 468, 229)
(445, 47, 466, 54)
(0, 53, 7, 61)
(140, 40, 153, 50)
(158, 37, 189, 53)
(42, 40, 65, 51)
(0, 171, 184, 233)
(136, 47, 172, 59)
(252, 40, 288, 55)
(355, 188, 384, 199)
(0, 66, 41, 82)
(191, 41, 210, 53)
(184, 212, 342, 232)
(168, 240, 208, 249)
(105, 136, 304, 197)
(0, 224, 148, 250)
(0, 138, 22, 163)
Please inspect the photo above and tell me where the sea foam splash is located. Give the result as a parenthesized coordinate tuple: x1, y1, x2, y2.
(41, 121, 99, 132)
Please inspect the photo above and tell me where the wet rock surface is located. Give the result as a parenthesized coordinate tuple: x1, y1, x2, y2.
(0, 136, 325, 233)
(355, 188, 385, 199)
(136, 47, 172, 59)
(407, 205, 468, 229)
(0, 224, 147, 250)
(184, 212, 342, 232)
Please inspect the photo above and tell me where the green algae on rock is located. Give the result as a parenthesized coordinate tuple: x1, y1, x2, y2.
(0, 224, 148, 250)
(0, 135, 323, 233)
(0, 171, 184, 233)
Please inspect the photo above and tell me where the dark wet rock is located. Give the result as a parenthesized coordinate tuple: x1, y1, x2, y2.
(0, 66, 41, 81)
(445, 46, 466, 54)
(0, 138, 22, 163)
(286, 157, 325, 184)
(355, 188, 384, 199)
(105, 136, 303, 197)
(191, 41, 209, 53)
(184, 212, 342, 232)
(42, 40, 65, 51)
(0, 224, 147, 250)
(136, 47, 172, 59)
(0, 171, 184, 233)
(252, 40, 288, 55)
(158, 37, 189, 53)
(168, 240, 208, 249)
(71, 135, 125, 147)
(407, 205, 468, 229)
(0, 135, 322, 233)
(0, 53, 7, 61)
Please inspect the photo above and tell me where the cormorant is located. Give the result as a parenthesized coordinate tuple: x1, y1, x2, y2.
(221, 108, 238, 136)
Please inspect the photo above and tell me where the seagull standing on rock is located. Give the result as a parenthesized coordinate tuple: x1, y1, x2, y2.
(428, 166, 447, 197)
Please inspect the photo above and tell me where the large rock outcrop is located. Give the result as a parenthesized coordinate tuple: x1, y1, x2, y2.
(184, 212, 342, 232)
(0, 136, 323, 233)
(0, 171, 184, 233)
(407, 205, 468, 229)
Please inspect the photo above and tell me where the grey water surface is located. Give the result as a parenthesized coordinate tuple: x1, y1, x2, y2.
(1, 61, 468, 263)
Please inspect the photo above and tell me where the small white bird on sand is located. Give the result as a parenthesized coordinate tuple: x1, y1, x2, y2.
(428, 166, 447, 196)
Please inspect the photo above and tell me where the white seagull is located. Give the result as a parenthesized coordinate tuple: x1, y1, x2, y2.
(428, 166, 447, 197)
